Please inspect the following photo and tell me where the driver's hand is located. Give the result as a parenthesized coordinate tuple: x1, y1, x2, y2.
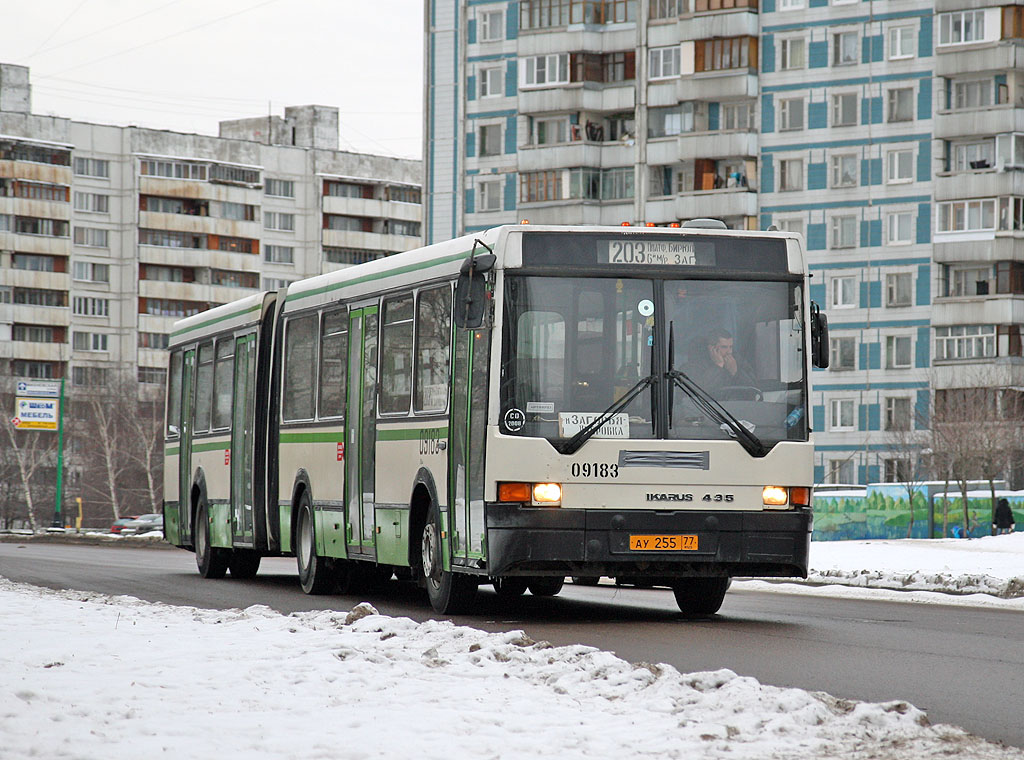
(723, 354, 738, 376)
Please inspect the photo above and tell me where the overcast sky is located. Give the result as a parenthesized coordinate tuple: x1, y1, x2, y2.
(6, 0, 425, 159)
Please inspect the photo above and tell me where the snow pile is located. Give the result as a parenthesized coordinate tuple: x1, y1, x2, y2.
(2, 578, 1021, 760)
(805, 533, 1024, 598)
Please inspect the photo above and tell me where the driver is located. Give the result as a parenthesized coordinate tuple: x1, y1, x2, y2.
(690, 328, 756, 391)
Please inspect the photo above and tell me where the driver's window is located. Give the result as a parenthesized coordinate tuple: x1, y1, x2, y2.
(516, 311, 565, 406)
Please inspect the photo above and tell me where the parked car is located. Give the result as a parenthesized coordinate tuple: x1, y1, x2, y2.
(110, 516, 140, 534)
(119, 513, 164, 535)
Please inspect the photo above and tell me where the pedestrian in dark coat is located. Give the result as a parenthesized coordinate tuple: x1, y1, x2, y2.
(993, 498, 1016, 535)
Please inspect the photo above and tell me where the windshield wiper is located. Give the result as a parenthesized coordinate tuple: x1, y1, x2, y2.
(554, 373, 656, 455)
(666, 369, 769, 458)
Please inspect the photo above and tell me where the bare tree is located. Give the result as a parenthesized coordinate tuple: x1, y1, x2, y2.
(1, 409, 59, 531)
(122, 386, 165, 513)
(882, 410, 930, 538)
(72, 380, 132, 520)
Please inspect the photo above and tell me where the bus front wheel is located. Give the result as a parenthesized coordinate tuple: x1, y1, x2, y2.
(421, 502, 477, 614)
(195, 500, 229, 579)
(297, 493, 333, 595)
(671, 577, 729, 616)
(229, 549, 261, 579)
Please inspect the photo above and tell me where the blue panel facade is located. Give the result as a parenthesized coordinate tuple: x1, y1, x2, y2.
(466, 131, 476, 158)
(761, 154, 774, 193)
(809, 282, 826, 304)
(503, 173, 516, 210)
(505, 59, 517, 97)
(708, 102, 720, 131)
(761, 94, 775, 133)
(467, 74, 476, 101)
(504, 115, 517, 154)
(918, 78, 932, 120)
(506, 1, 518, 39)
(916, 203, 931, 244)
(915, 390, 930, 429)
(809, 101, 827, 129)
(916, 264, 930, 305)
(468, 18, 477, 44)
(809, 41, 828, 68)
(807, 222, 826, 250)
(916, 326, 930, 368)
(465, 187, 475, 214)
(808, 161, 827, 190)
(813, 405, 825, 431)
(919, 15, 933, 58)
(762, 35, 776, 74)
(917, 139, 931, 181)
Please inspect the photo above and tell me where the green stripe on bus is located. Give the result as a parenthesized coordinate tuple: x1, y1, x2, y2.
(165, 446, 180, 455)
(192, 441, 229, 453)
(377, 426, 449, 441)
(171, 303, 262, 338)
(285, 250, 471, 303)
(279, 431, 345, 444)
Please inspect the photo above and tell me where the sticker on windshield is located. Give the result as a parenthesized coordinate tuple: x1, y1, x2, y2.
(558, 412, 630, 439)
(637, 299, 654, 317)
(504, 408, 526, 431)
(526, 401, 554, 413)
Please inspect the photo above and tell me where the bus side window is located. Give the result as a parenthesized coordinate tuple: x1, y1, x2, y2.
(283, 315, 318, 421)
(380, 294, 415, 415)
(194, 342, 214, 433)
(212, 339, 235, 430)
(415, 285, 452, 413)
(166, 350, 182, 438)
(319, 310, 348, 419)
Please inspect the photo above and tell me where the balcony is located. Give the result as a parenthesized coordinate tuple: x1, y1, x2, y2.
(646, 131, 757, 165)
(935, 235, 1024, 263)
(931, 294, 1024, 327)
(7, 303, 70, 327)
(138, 211, 262, 240)
(933, 169, 1024, 201)
(645, 187, 757, 223)
(137, 177, 262, 203)
(932, 358, 1024, 392)
(322, 196, 420, 222)
(518, 83, 635, 116)
(516, 27, 636, 57)
(934, 42, 1024, 77)
(933, 105, 1024, 140)
(517, 140, 635, 172)
(0, 159, 72, 185)
(648, 72, 757, 106)
(0, 197, 71, 220)
(322, 229, 419, 252)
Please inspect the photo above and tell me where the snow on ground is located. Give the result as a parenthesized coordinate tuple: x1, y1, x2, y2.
(1, 534, 1023, 759)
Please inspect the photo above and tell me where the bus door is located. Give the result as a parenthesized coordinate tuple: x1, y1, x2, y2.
(231, 334, 257, 546)
(178, 348, 196, 545)
(448, 325, 490, 565)
(345, 304, 379, 558)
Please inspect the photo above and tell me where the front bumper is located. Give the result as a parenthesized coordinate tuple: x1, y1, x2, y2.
(485, 504, 811, 579)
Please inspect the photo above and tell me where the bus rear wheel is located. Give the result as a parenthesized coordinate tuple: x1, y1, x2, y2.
(421, 502, 477, 614)
(229, 549, 261, 579)
(195, 500, 229, 579)
(493, 577, 528, 598)
(671, 577, 729, 616)
(297, 493, 333, 595)
(527, 577, 564, 597)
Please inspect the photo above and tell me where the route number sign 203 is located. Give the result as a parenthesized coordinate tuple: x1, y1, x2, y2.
(601, 240, 696, 266)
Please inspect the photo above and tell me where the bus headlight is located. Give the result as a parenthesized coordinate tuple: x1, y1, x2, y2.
(762, 486, 789, 508)
(532, 483, 562, 505)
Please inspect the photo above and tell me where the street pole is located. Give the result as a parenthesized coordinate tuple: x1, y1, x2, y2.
(51, 377, 65, 529)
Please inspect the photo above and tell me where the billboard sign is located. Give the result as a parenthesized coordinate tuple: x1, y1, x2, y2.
(12, 397, 59, 430)
(16, 380, 61, 399)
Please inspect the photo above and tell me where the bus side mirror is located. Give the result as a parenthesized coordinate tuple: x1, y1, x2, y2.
(810, 301, 829, 369)
(454, 243, 496, 329)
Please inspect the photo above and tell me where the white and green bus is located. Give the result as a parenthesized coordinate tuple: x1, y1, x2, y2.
(163, 222, 829, 615)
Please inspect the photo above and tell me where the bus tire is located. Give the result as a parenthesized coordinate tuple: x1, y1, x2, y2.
(493, 577, 528, 598)
(527, 577, 564, 597)
(421, 502, 477, 614)
(571, 576, 600, 586)
(296, 493, 333, 595)
(229, 549, 261, 579)
(194, 499, 229, 579)
(672, 577, 729, 616)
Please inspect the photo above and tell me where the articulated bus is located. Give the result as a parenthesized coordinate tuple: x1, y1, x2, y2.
(163, 222, 829, 615)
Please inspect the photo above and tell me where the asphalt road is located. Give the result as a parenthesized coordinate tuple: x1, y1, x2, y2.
(2, 540, 1022, 750)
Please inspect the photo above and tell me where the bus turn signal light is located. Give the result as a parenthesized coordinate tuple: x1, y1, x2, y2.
(499, 482, 531, 502)
(789, 487, 811, 506)
(532, 483, 562, 504)
(762, 486, 789, 507)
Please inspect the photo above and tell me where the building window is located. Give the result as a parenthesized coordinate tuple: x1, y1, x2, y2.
(0, 141, 70, 166)
(12, 253, 58, 271)
(209, 164, 260, 186)
(831, 92, 857, 127)
(520, 54, 569, 88)
(939, 10, 986, 45)
(211, 270, 258, 289)
(478, 180, 502, 212)
(952, 79, 992, 110)
(480, 65, 504, 97)
(886, 272, 913, 306)
(479, 124, 503, 157)
(324, 214, 369, 232)
(779, 98, 805, 131)
(138, 332, 169, 349)
(780, 37, 806, 70)
(264, 212, 295, 232)
(648, 104, 693, 137)
(15, 216, 69, 237)
(830, 215, 857, 248)
(886, 213, 914, 246)
(829, 398, 856, 431)
(265, 178, 295, 198)
(219, 201, 256, 221)
(650, 0, 681, 18)
(139, 228, 206, 248)
(826, 458, 855, 484)
(884, 397, 912, 431)
(830, 275, 857, 309)
(888, 87, 914, 122)
(946, 265, 991, 297)
(833, 31, 859, 65)
(889, 25, 916, 59)
(778, 217, 804, 237)
(139, 367, 167, 385)
(72, 261, 110, 283)
(14, 288, 66, 307)
(265, 244, 294, 264)
(12, 324, 57, 343)
(936, 199, 996, 233)
(388, 185, 420, 204)
(323, 247, 385, 265)
(73, 296, 109, 317)
(521, 170, 563, 203)
(648, 46, 681, 80)
(139, 159, 206, 180)
(264, 277, 296, 290)
(73, 157, 110, 178)
(830, 336, 856, 370)
(934, 325, 996, 360)
(830, 154, 858, 188)
(73, 331, 109, 352)
(479, 8, 505, 41)
(533, 116, 569, 144)
(695, 36, 755, 72)
(885, 335, 912, 368)
(884, 458, 911, 481)
(952, 139, 994, 171)
(779, 158, 803, 191)
(326, 181, 369, 199)
(74, 192, 109, 213)
(72, 367, 110, 387)
(143, 298, 206, 317)
(779, 0, 804, 9)
(721, 102, 753, 130)
(13, 360, 55, 379)
(385, 220, 421, 237)
(886, 149, 914, 183)
(73, 227, 109, 247)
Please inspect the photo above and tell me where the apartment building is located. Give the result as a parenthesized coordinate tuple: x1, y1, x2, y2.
(0, 63, 422, 391)
(425, 0, 1024, 485)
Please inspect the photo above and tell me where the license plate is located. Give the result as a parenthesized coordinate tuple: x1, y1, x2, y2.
(629, 534, 698, 551)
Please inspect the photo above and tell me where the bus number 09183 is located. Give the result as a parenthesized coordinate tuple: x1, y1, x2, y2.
(570, 462, 619, 478)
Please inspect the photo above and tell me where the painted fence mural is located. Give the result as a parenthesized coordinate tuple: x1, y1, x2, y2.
(813, 484, 1024, 541)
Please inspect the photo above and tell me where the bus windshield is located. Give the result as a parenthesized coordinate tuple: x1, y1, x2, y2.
(500, 274, 807, 449)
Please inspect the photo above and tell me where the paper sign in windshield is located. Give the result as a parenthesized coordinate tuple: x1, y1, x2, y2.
(558, 412, 629, 439)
